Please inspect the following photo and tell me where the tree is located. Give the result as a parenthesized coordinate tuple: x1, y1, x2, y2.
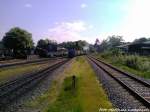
(89, 44, 96, 53)
(99, 39, 109, 52)
(75, 40, 87, 50)
(37, 39, 48, 49)
(94, 38, 100, 46)
(60, 40, 87, 50)
(98, 35, 123, 52)
(36, 39, 47, 57)
(107, 35, 124, 49)
(2, 27, 34, 57)
(37, 39, 57, 50)
(36, 39, 57, 57)
(94, 38, 101, 52)
(133, 37, 148, 43)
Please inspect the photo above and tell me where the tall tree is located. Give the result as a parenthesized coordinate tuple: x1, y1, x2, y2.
(94, 38, 100, 46)
(99, 39, 108, 52)
(36, 39, 57, 57)
(94, 38, 101, 52)
(107, 35, 123, 48)
(2, 27, 34, 57)
(60, 40, 87, 50)
(2, 27, 34, 50)
(37, 39, 48, 49)
(37, 39, 57, 50)
(98, 35, 123, 52)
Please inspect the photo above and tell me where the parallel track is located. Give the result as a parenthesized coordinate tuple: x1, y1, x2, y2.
(88, 56, 150, 109)
(0, 57, 63, 69)
(0, 59, 69, 110)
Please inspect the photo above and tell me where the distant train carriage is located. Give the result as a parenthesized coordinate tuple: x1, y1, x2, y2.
(56, 47, 68, 57)
(68, 49, 76, 58)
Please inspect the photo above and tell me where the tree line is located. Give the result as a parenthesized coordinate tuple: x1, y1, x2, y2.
(1, 27, 149, 58)
(93, 35, 150, 53)
(0, 27, 88, 58)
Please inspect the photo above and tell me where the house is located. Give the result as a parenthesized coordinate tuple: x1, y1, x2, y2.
(116, 41, 150, 55)
(128, 41, 150, 55)
(116, 43, 131, 53)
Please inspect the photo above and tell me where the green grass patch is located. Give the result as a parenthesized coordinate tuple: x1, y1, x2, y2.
(25, 62, 72, 111)
(46, 76, 82, 112)
(26, 57, 113, 112)
(43, 56, 113, 112)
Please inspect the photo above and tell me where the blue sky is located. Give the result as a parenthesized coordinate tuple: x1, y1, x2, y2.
(0, 0, 150, 43)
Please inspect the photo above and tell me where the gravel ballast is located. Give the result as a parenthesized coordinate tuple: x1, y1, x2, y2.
(87, 58, 149, 111)
(2, 59, 73, 112)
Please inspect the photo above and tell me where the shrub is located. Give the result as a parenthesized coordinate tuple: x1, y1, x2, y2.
(124, 55, 140, 69)
(112, 55, 124, 65)
(100, 51, 112, 59)
(111, 49, 123, 56)
(140, 61, 150, 72)
(100, 51, 150, 72)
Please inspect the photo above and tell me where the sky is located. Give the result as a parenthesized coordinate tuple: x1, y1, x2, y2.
(0, 0, 150, 44)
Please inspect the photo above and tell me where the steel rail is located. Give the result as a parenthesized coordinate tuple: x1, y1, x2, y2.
(88, 56, 150, 108)
(0, 57, 63, 69)
(0, 59, 69, 110)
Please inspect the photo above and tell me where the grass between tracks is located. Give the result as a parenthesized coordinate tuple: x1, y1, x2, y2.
(27, 56, 113, 112)
(0, 62, 50, 84)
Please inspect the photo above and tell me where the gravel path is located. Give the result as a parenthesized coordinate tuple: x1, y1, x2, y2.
(2, 59, 73, 112)
(87, 58, 149, 111)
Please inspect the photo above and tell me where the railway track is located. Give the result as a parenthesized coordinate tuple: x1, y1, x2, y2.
(88, 56, 150, 109)
(0, 57, 63, 69)
(0, 59, 23, 64)
(0, 58, 69, 111)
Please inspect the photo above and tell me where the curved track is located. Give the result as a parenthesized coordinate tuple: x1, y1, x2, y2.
(0, 58, 69, 110)
(88, 56, 150, 109)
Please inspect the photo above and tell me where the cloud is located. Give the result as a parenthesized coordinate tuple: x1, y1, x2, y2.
(80, 3, 88, 8)
(115, 0, 150, 42)
(24, 3, 32, 8)
(47, 20, 93, 42)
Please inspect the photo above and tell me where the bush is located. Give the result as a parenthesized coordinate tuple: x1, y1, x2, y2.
(99, 51, 150, 72)
(100, 51, 112, 59)
(100, 49, 122, 59)
(123, 55, 150, 71)
(111, 49, 123, 56)
(140, 61, 150, 72)
(100, 51, 114, 61)
(112, 55, 124, 65)
(124, 55, 140, 69)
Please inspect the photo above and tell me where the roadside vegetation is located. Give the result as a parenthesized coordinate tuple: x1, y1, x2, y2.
(27, 57, 113, 112)
(92, 36, 150, 79)
(94, 50, 150, 79)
